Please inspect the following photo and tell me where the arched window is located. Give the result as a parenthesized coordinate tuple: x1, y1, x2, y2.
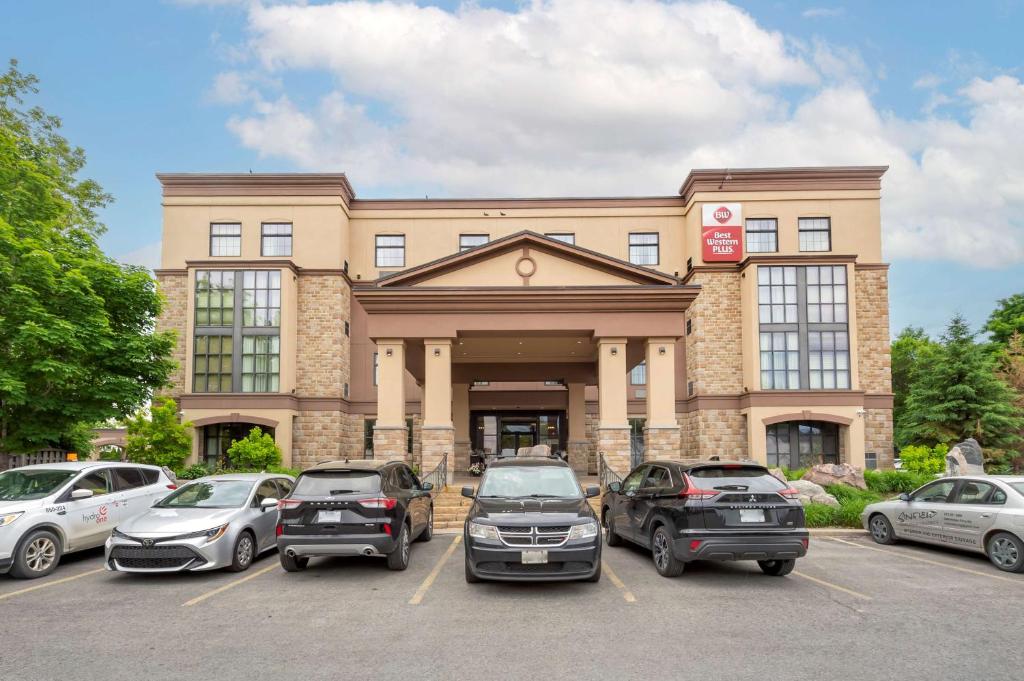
(766, 421, 839, 469)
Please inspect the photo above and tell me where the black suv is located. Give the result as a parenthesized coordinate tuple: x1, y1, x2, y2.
(276, 460, 433, 572)
(462, 457, 602, 582)
(602, 461, 807, 577)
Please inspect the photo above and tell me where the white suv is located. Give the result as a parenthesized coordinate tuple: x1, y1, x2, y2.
(0, 462, 176, 579)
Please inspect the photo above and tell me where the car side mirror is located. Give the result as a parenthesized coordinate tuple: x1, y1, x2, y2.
(607, 482, 622, 494)
(260, 498, 279, 512)
(421, 482, 434, 492)
(70, 488, 94, 500)
(584, 485, 600, 498)
(461, 485, 475, 499)
(898, 493, 911, 502)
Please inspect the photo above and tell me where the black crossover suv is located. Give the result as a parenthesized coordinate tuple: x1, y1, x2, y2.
(276, 460, 433, 572)
(462, 457, 602, 582)
(602, 461, 808, 577)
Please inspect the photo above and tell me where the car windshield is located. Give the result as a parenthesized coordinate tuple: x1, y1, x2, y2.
(294, 471, 381, 497)
(478, 466, 581, 498)
(689, 466, 786, 493)
(0, 469, 77, 501)
(157, 480, 254, 508)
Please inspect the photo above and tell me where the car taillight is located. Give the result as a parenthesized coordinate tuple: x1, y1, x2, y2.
(275, 524, 283, 537)
(358, 497, 398, 510)
(277, 499, 302, 510)
(383, 523, 392, 536)
(801, 538, 809, 550)
(689, 540, 702, 552)
(679, 474, 720, 500)
(777, 487, 800, 500)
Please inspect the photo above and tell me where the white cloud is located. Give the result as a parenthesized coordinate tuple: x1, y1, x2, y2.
(201, 0, 1024, 266)
(913, 73, 942, 89)
(802, 7, 845, 19)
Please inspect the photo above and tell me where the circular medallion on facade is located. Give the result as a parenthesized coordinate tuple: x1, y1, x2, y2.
(515, 255, 537, 278)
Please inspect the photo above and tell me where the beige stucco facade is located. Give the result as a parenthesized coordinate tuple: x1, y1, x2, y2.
(155, 167, 894, 478)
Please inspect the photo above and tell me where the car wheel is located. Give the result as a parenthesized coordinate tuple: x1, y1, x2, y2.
(10, 529, 62, 580)
(417, 506, 434, 543)
(464, 553, 481, 583)
(280, 551, 308, 572)
(869, 514, 898, 545)
(227, 531, 255, 572)
(387, 524, 410, 571)
(651, 526, 685, 577)
(758, 559, 796, 576)
(604, 511, 622, 547)
(986, 532, 1024, 573)
(583, 560, 602, 582)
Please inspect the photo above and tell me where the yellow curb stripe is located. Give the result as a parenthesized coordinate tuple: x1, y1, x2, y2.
(792, 570, 873, 601)
(182, 563, 277, 607)
(0, 568, 105, 602)
(829, 536, 1021, 584)
(602, 560, 636, 603)
(409, 535, 462, 605)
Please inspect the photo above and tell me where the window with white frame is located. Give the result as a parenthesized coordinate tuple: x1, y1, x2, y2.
(630, 361, 646, 385)
(745, 218, 778, 253)
(261, 223, 292, 256)
(210, 223, 241, 257)
(798, 217, 831, 252)
(375, 235, 405, 267)
(808, 331, 850, 389)
(628, 232, 659, 265)
(459, 234, 488, 252)
(545, 233, 575, 245)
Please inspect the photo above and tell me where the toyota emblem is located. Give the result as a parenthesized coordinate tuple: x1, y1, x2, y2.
(142, 538, 154, 548)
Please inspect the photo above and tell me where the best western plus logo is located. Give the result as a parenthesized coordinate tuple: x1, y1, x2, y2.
(700, 203, 743, 262)
(713, 206, 732, 223)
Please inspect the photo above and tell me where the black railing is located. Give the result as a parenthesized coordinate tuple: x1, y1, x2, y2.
(598, 452, 623, 489)
(421, 453, 448, 494)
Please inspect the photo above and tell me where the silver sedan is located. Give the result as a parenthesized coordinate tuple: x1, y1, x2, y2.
(105, 473, 294, 573)
(861, 475, 1024, 572)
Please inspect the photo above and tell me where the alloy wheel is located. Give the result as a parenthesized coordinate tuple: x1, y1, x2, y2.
(237, 535, 254, 566)
(26, 537, 57, 573)
(401, 527, 410, 565)
(991, 537, 1019, 568)
(870, 517, 889, 542)
(653, 531, 670, 571)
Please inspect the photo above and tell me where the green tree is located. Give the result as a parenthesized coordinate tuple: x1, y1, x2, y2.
(0, 60, 174, 453)
(226, 427, 282, 471)
(901, 315, 1024, 449)
(891, 326, 940, 447)
(984, 293, 1024, 346)
(124, 398, 192, 469)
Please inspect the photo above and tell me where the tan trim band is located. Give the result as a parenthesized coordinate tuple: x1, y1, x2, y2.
(351, 197, 684, 210)
(679, 166, 888, 204)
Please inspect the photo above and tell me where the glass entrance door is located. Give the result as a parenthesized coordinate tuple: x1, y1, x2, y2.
(471, 411, 566, 457)
(499, 422, 537, 455)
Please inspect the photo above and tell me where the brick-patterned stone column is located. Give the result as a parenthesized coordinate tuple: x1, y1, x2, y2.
(598, 427, 631, 479)
(421, 427, 454, 485)
(644, 427, 681, 461)
(567, 382, 588, 474)
(373, 426, 409, 462)
(597, 338, 630, 477)
(452, 383, 471, 473)
(155, 272, 188, 398)
(567, 441, 590, 474)
(856, 266, 894, 466)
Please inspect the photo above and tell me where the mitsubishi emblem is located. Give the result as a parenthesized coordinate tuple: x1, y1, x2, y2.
(749, 495, 757, 503)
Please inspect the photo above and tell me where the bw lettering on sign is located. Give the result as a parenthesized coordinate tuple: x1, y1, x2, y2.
(701, 203, 743, 262)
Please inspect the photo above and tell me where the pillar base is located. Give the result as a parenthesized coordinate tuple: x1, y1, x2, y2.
(454, 439, 471, 473)
(644, 426, 681, 461)
(567, 440, 590, 474)
(373, 426, 409, 463)
(597, 426, 631, 479)
(421, 426, 455, 485)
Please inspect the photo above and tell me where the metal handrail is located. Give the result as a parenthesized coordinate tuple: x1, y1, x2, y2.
(421, 453, 448, 494)
(598, 452, 623, 489)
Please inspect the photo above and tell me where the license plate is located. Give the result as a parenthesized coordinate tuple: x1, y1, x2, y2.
(740, 509, 765, 523)
(521, 550, 548, 564)
(317, 510, 342, 523)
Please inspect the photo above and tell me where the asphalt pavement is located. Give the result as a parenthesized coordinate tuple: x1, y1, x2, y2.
(1, 532, 1022, 681)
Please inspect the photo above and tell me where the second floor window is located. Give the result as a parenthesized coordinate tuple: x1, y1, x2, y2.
(261, 223, 292, 256)
(745, 218, 778, 253)
(546, 233, 575, 245)
(629, 232, 659, 265)
(376, 235, 405, 267)
(630, 361, 646, 385)
(799, 217, 831, 252)
(459, 234, 488, 252)
(210, 223, 241, 257)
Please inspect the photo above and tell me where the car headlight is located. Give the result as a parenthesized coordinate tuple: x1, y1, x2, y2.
(467, 522, 499, 540)
(110, 527, 131, 540)
(0, 512, 23, 528)
(178, 524, 230, 543)
(569, 521, 599, 540)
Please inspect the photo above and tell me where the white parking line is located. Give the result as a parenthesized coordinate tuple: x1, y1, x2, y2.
(602, 561, 636, 603)
(409, 535, 462, 605)
(829, 536, 1022, 584)
(792, 570, 872, 601)
(181, 563, 278, 607)
(0, 568, 105, 602)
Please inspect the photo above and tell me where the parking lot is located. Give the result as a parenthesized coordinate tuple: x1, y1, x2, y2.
(1, 531, 1022, 681)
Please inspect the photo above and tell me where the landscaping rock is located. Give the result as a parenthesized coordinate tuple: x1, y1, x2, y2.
(768, 467, 787, 483)
(802, 463, 867, 490)
(789, 479, 840, 507)
(946, 438, 986, 476)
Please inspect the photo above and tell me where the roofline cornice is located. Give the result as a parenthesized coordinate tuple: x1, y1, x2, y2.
(156, 173, 356, 205)
(679, 166, 888, 204)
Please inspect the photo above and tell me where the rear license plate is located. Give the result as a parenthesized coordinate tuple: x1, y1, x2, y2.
(521, 550, 548, 564)
(317, 510, 342, 523)
(740, 509, 765, 523)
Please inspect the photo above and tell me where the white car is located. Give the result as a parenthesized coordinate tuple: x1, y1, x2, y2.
(862, 475, 1024, 572)
(0, 462, 177, 579)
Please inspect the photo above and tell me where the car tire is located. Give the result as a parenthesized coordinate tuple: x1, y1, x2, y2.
(417, 506, 434, 543)
(10, 529, 62, 580)
(584, 560, 602, 582)
(758, 558, 796, 576)
(651, 526, 685, 577)
(227, 531, 256, 572)
(986, 532, 1024, 573)
(869, 513, 898, 545)
(387, 524, 410, 571)
(464, 553, 481, 583)
(279, 551, 308, 572)
(604, 511, 622, 547)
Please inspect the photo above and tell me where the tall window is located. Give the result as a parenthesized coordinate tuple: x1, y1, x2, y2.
(261, 223, 292, 256)
(630, 361, 646, 385)
(629, 232, 659, 265)
(757, 265, 850, 390)
(459, 234, 488, 252)
(373, 352, 379, 386)
(798, 217, 831, 252)
(546, 233, 575, 245)
(194, 270, 281, 393)
(209, 223, 241, 257)
(745, 218, 778, 253)
(375, 235, 405, 267)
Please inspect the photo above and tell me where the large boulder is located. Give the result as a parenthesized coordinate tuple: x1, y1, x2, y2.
(946, 438, 986, 476)
(768, 468, 788, 483)
(789, 479, 840, 507)
(801, 463, 867, 490)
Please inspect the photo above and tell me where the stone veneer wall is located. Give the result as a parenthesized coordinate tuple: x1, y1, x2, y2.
(597, 427, 631, 478)
(584, 414, 600, 474)
(296, 275, 350, 395)
(292, 411, 344, 469)
(155, 272, 188, 397)
(864, 409, 894, 469)
(856, 267, 894, 466)
(691, 409, 747, 460)
(685, 271, 744, 396)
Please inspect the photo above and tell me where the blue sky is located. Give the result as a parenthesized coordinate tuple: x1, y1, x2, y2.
(3, 0, 1023, 339)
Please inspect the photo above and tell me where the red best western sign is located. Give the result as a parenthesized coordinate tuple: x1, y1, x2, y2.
(701, 203, 743, 262)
